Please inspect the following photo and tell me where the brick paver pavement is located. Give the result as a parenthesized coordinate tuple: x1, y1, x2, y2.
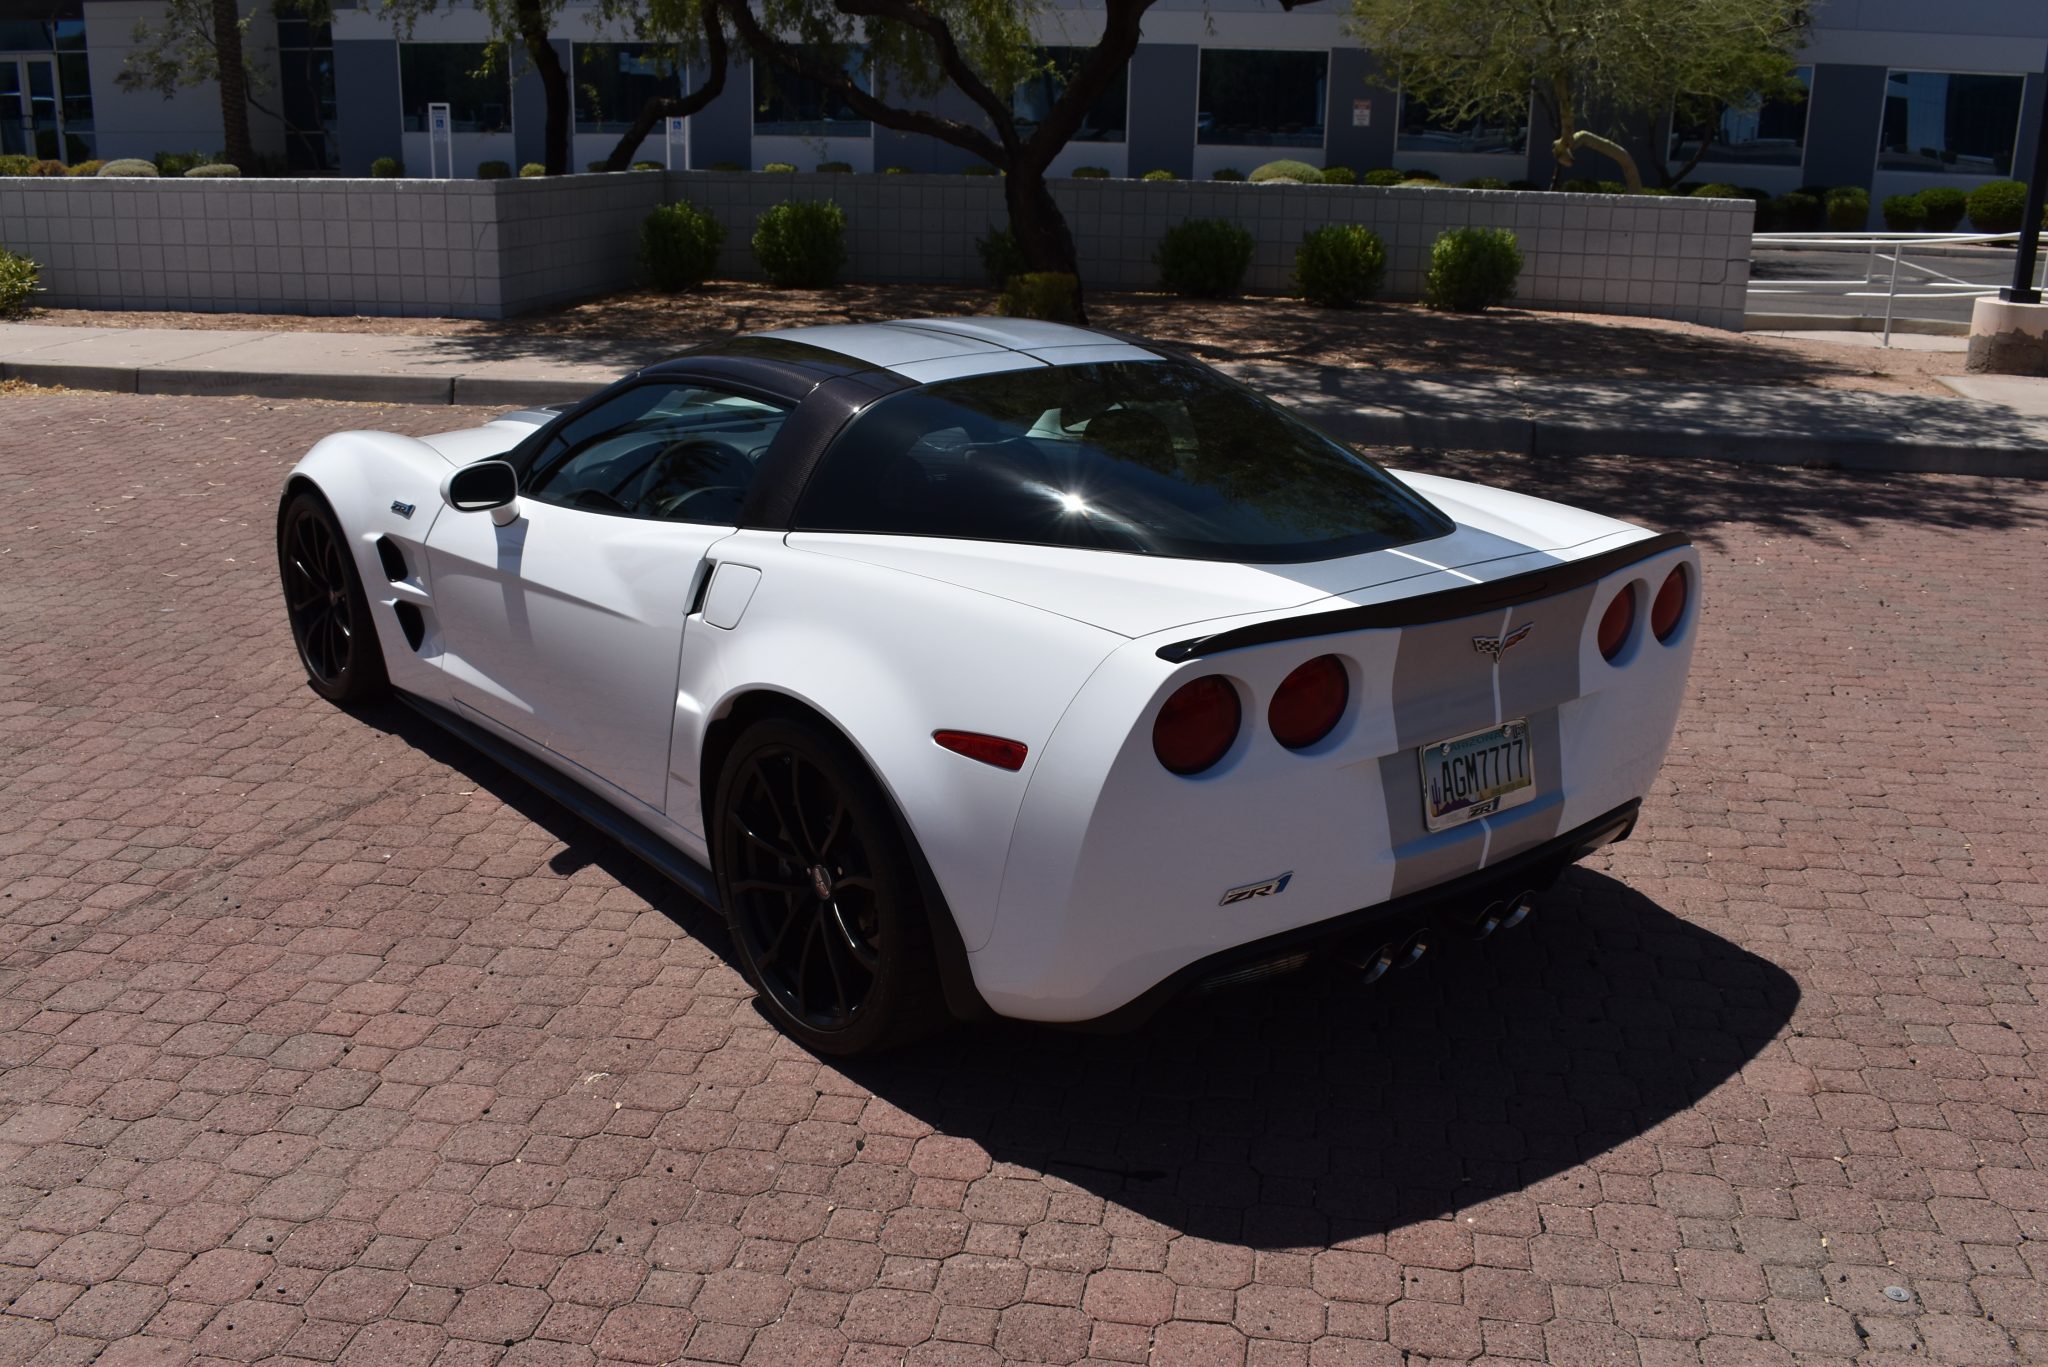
(2, 390, 2045, 1367)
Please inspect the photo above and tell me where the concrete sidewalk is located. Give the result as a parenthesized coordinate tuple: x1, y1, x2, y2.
(4, 321, 2044, 478)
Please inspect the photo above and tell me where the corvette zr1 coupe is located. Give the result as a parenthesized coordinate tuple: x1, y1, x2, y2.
(278, 318, 1699, 1055)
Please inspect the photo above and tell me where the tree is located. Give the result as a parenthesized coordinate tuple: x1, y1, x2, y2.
(116, 0, 275, 169)
(374, 0, 575, 175)
(1344, 0, 1811, 191)
(624, 0, 1156, 320)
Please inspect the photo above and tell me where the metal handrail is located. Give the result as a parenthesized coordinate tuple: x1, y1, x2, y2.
(1749, 230, 2043, 345)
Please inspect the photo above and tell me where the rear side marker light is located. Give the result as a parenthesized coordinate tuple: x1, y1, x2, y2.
(1597, 586, 1636, 662)
(1652, 565, 1689, 642)
(1154, 675, 1241, 776)
(1269, 654, 1349, 749)
(933, 730, 1028, 771)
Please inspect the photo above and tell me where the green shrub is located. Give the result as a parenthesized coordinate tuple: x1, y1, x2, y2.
(762, 161, 797, 173)
(1880, 193, 1927, 231)
(1141, 168, 1176, 181)
(65, 160, 102, 177)
(153, 150, 209, 175)
(1424, 226, 1522, 312)
(1211, 167, 1244, 181)
(0, 153, 31, 175)
(1917, 185, 1967, 232)
(184, 163, 241, 177)
(631, 160, 663, 171)
(1070, 165, 1110, 179)
(370, 157, 403, 178)
(998, 272, 1080, 323)
(520, 162, 546, 178)
(1768, 191, 1824, 230)
(1689, 182, 1742, 198)
(709, 160, 743, 172)
(1401, 169, 1442, 183)
(27, 159, 64, 176)
(1154, 218, 1254, 298)
(1250, 159, 1321, 184)
(1967, 179, 2029, 234)
(963, 163, 999, 176)
(882, 165, 911, 174)
(641, 200, 724, 291)
(1635, 187, 1675, 196)
(0, 248, 38, 316)
(816, 160, 852, 173)
(1454, 177, 1506, 190)
(752, 198, 847, 288)
(1824, 186, 1868, 230)
(477, 160, 512, 179)
(976, 224, 1028, 287)
(1362, 168, 1407, 187)
(97, 158, 160, 177)
(1293, 224, 1386, 308)
(1320, 166, 1357, 186)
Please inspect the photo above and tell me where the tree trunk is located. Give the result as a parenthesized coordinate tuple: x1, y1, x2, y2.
(1004, 162, 1087, 319)
(515, 5, 571, 175)
(210, 0, 254, 169)
(1569, 129, 1643, 192)
(600, 21, 730, 172)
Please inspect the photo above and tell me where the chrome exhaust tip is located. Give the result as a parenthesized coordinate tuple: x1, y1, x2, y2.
(1357, 941, 1397, 984)
(1470, 901, 1507, 940)
(1499, 891, 1537, 931)
(1394, 929, 1431, 970)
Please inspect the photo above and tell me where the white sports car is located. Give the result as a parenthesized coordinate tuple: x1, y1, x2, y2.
(278, 319, 1699, 1054)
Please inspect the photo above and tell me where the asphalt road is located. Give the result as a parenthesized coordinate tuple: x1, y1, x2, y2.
(3, 392, 2047, 1366)
(1749, 244, 2021, 324)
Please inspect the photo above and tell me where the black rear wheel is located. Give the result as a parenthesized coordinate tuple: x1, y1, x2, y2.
(715, 716, 948, 1055)
(279, 490, 387, 704)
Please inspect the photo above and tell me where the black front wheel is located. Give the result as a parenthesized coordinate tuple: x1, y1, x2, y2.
(278, 490, 387, 704)
(715, 716, 948, 1055)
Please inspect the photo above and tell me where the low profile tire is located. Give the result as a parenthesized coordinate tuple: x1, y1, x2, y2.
(278, 489, 388, 705)
(714, 715, 950, 1056)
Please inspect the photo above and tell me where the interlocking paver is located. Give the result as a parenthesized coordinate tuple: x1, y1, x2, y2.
(3, 391, 2046, 1364)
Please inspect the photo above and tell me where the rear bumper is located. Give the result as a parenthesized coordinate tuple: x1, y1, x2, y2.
(1059, 799, 1640, 1032)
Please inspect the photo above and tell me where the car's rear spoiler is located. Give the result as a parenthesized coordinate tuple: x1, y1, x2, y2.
(1155, 531, 1692, 662)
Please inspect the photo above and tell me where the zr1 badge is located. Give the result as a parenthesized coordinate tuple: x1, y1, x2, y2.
(1219, 872, 1291, 906)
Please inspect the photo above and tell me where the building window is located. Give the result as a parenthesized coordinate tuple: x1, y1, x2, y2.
(0, 17, 93, 163)
(753, 47, 869, 136)
(399, 43, 511, 134)
(1396, 92, 1528, 156)
(1013, 47, 1127, 143)
(575, 44, 683, 135)
(1669, 68, 1810, 168)
(1878, 70, 2023, 176)
(278, 18, 337, 171)
(1198, 49, 1326, 148)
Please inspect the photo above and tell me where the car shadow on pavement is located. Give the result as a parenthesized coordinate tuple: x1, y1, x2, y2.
(851, 870, 1799, 1247)
(355, 701, 1797, 1248)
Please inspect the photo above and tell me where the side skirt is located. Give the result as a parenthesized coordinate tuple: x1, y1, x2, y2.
(397, 694, 723, 912)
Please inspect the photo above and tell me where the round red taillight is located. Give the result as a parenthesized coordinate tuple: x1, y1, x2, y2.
(1153, 675, 1241, 776)
(1597, 586, 1636, 662)
(1651, 565, 1688, 642)
(1268, 654, 1349, 750)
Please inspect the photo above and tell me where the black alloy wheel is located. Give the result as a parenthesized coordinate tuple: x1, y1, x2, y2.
(279, 491, 386, 703)
(716, 716, 946, 1055)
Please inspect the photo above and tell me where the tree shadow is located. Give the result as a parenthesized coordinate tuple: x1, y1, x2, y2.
(351, 699, 1794, 1248)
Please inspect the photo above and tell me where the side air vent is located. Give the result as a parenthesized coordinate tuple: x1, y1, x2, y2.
(375, 535, 408, 583)
(393, 602, 426, 651)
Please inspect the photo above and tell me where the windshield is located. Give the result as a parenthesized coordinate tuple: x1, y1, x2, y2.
(793, 360, 1451, 562)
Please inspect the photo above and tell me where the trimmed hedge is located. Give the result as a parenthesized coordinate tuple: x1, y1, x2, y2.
(1155, 218, 1254, 298)
(1458, 177, 1508, 190)
(816, 161, 853, 173)
(519, 163, 546, 178)
(1881, 193, 1927, 231)
(1362, 169, 1407, 187)
(1070, 166, 1110, 179)
(1320, 166, 1357, 186)
(752, 199, 847, 288)
(1824, 186, 1868, 231)
(477, 160, 512, 180)
(641, 200, 725, 292)
(998, 272, 1081, 323)
(1967, 179, 2030, 234)
(185, 163, 241, 177)
(1424, 227, 1521, 312)
(762, 162, 798, 173)
(97, 159, 159, 177)
(370, 157, 403, 178)
(1293, 224, 1386, 308)
(1250, 159, 1321, 184)
(1918, 186, 1967, 232)
(1141, 168, 1177, 181)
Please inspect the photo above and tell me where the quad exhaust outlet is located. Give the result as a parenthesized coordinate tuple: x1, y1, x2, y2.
(1469, 890, 1539, 940)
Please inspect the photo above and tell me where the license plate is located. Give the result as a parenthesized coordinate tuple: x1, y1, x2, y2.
(1419, 719, 1536, 832)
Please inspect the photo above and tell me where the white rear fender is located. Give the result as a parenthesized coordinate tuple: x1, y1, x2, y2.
(674, 535, 1126, 953)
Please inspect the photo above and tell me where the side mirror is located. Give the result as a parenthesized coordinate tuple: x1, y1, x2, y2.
(442, 460, 520, 526)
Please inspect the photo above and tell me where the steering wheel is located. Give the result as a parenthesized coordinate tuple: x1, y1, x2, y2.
(630, 438, 752, 518)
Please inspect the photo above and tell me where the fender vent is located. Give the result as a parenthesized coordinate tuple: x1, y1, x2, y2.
(375, 535, 408, 583)
(393, 602, 426, 651)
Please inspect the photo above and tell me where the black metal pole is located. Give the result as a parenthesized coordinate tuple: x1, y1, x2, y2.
(2006, 64, 2048, 302)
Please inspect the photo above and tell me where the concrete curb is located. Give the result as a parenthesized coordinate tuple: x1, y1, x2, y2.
(7, 358, 2040, 480)
(1743, 312, 1971, 338)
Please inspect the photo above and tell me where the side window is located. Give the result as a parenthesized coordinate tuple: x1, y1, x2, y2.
(525, 381, 789, 524)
